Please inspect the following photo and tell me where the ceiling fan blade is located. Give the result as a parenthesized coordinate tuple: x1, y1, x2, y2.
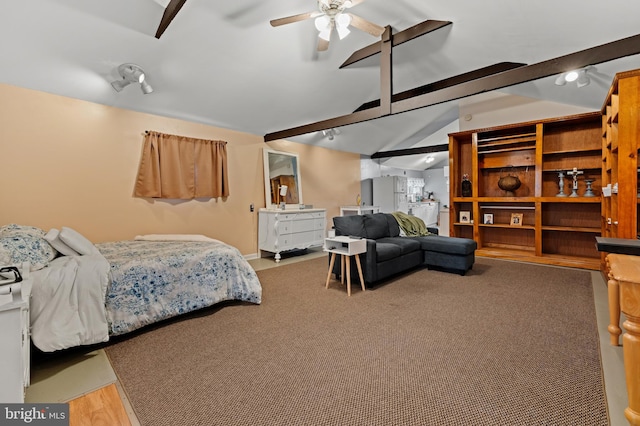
(345, 0, 367, 8)
(317, 38, 330, 51)
(270, 11, 317, 27)
(348, 13, 384, 37)
(155, 0, 188, 39)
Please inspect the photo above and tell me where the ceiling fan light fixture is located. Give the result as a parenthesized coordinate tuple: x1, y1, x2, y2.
(337, 24, 350, 40)
(318, 27, 331, 41)
(315, 15, 330, 31)
(335, 12, 352, 28)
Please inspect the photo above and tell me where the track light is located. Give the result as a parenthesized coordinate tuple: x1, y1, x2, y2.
(111, 63, 153, 94)
(322, 128, 340, 140)
(554, 66, 591, 88)
(576, 70, 590, 88)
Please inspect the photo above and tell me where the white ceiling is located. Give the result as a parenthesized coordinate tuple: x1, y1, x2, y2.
(3, 0, 640, 171)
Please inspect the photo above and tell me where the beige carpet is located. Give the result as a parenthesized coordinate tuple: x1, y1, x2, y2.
(105, 257, 608, 426)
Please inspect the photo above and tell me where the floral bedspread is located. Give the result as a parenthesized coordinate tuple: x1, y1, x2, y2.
(96, 240, 262, 336)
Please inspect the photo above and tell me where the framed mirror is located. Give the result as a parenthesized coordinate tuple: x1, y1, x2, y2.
(263, 148, 303, 209)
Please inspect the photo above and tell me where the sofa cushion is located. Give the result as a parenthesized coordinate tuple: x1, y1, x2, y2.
(377, 237, 421, 254)
(385, 214, 401, 237)
(415, 235, 477, 255)
(363, 214, 391, 240)
(375, 242, 403, 262)
(333, 215, 366, 238)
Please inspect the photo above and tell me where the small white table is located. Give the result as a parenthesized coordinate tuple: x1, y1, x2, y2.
(339, 206, 380, 216)
(324, 236, 367, 296)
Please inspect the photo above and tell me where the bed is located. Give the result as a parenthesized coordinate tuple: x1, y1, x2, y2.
(0, 224, 262, 352)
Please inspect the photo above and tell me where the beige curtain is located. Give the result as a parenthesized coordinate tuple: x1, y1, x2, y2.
(134, 131, 229, 199)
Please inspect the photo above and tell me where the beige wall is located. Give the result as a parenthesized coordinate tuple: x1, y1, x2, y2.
(0, 84, 361, 256)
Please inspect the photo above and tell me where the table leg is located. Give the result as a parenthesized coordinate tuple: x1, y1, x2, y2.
(608, 277, 622, 346)
(325, 253, 336, 289)
(346, 255, 351, 297)
(355, 255, 365, 292)
(340, 255, 345, 285)
(621, 282, 640, 425)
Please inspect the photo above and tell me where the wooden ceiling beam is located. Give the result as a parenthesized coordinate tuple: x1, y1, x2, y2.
(155, 0, 188, 39)
(392, 33, 640, 116)
(340, 20, 453, 69)
(264, 33, 640, 143)
(354, 62, 527, 112)
(371, 144, 450, 159)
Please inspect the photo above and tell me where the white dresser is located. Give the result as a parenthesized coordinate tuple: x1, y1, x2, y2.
(258, 208, 326, 262)
(0, 277, 31, 403)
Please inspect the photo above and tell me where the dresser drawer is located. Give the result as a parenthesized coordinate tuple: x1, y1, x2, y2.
(292, 218, 315, 233)
(277, 220, 293, 235)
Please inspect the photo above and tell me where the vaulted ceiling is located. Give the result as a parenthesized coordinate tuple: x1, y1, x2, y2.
(3, 0, 640, 170)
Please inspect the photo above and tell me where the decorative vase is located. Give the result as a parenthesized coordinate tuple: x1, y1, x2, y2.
(461, 174, 472, 197)
(498, 167, 521, 196)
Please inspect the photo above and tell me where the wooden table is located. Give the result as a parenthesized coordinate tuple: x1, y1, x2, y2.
(324, 236, 366, 297)
(606, 253, 640, 425)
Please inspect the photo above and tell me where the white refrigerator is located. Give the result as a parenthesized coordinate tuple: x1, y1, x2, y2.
(373, 176, 408, 213)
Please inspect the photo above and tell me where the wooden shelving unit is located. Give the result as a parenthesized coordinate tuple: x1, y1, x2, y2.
(600, 69, 640, 270)
(449, 112, 603, 270)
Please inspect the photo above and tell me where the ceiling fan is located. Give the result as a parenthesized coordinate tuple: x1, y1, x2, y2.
(270, 0, 385, 51)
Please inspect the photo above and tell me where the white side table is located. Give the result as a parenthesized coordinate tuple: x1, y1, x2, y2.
(340, 206, 380, 216)
(324, 236, 367, 296)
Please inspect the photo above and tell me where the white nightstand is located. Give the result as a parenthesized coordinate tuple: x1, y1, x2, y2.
(339, 206, 380, 216)
(0, 275, 31, 403)
(324, 236, 367, 296)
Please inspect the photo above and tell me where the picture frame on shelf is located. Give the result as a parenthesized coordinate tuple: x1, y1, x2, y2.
(459, 211, 471, 224)
(510, 213, 523, 226)
(483, 213, 494, 225)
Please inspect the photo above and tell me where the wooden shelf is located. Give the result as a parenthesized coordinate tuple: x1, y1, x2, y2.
(539, 197, 601, 203)
(449, 111, 603, 270)
(543, 148, 601, 155)
(600, 69, 640, 274)
(475, 248, 600, 270)
(453, 196, 600, 203)
(541, 225, 601, 233)
(480, 224, 535, 230)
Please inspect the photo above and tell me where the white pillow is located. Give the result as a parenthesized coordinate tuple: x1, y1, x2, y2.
(44, 229, 80, 256)
(58, 227, 100, 256)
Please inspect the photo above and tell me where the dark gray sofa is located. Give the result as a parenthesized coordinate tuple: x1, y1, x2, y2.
(331, 213, 477, 286)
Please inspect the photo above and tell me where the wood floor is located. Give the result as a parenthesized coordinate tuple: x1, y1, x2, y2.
(69, 384, 131, 426)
